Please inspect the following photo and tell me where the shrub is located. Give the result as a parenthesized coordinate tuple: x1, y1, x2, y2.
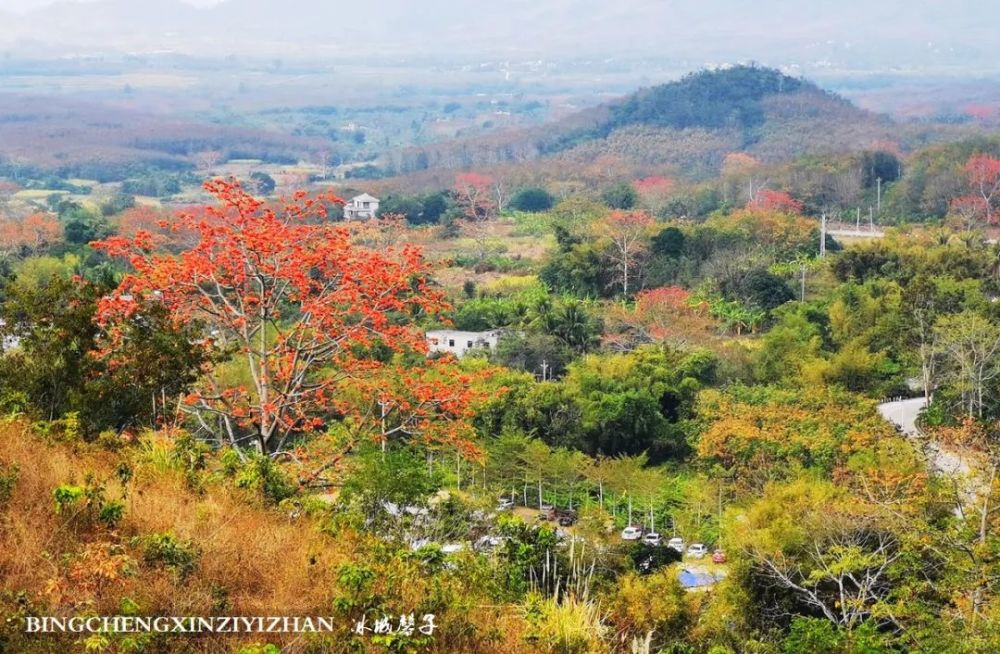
(98, 499, 125, 528)
(52, 483, 84, 514)
(608, 570, 689, 648)
(234, 454, 297, 504)
(510, 187, 554, 212)
(135, 532, 200, 579)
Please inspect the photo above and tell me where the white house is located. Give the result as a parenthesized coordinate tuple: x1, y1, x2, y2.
(343, 193, 379, 220)
(425, 329, 502, 357)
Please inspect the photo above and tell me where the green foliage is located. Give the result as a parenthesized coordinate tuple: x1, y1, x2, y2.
(380, 191, 451, 224)
(601, 182, 638, 209)
(718, 266, 795, 312)
(609, 66, 806, 133)
(341, 443, 440, 519)
(234, 454, 297, 504)
(608, 569, 688, 648)
(493, 332, 574, 378)
(884, 135, 1000, 219)
(782, 617, 843, 654)
(0, 275, 206, 436)
(237, 645, 282, 654)
(248, 171, 276, 195)
(99, 192, 136, 216)
(52, 483, 84, 514)
(540, 240, 612, 298)
(510, 187, 554, 212)
(565, 346, 715, 459)
(135, 532, 200, 579)
(493, 513, 561, 598)
(121, 174, 183, 198)
(651, 226, 686, 257)
(97, 499, 125, 528)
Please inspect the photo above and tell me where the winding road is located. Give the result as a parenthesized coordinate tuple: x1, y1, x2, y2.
(877, 396, 977, 510)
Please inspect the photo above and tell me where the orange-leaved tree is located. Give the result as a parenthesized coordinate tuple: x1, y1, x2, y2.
(746, 189, 804, 214)
(0, 212, 61, 255)
(93, 179, 462, 459)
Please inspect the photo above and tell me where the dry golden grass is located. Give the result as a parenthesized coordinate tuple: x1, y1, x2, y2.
(0, 422, 356, 651)
(0, 422, 538, 653)
(1, 423, 344, 614)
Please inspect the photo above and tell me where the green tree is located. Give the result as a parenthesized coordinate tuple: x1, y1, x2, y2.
(510, 187, 554, 212)
(0, 276, 204, 434)
(602, 182, 638, 210)
(934, 311, 1000, 419)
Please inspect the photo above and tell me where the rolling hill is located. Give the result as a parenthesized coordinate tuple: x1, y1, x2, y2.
(385, 66, 901, 180)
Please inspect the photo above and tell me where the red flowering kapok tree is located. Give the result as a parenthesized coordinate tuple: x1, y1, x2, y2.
(94, 179, 456, 458)
(632, 175, 675, 215)
(965, 153, 1000, 224)
(747, 189, 804, 214)
(0, 212, 61, 255)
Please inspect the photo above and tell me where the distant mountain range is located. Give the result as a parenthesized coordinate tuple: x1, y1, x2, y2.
(1, 0, 997, 68)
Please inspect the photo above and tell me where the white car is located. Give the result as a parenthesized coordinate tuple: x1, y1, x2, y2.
(621, 526, 643, 540)
(496, 497, 515, 511)
(642, 532, 662, 546)
(687, 543, 708, 558)
(667, 537, 685, 553)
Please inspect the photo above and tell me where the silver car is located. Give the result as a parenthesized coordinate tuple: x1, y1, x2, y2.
(687, 543, 708, 558)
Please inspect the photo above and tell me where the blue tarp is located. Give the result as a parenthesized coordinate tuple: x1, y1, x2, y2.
(678, 569, 722, 588)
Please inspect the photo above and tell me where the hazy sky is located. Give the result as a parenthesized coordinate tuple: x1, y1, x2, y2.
(0, 0, 996, 73)
(0, 0, 224, 10)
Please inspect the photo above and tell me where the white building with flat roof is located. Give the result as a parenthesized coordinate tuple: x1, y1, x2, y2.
(426, 329, 502, 357)
(344, 193, 379, 220)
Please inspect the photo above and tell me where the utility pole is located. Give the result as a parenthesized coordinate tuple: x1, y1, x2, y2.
(876, 177, 882, 214)
(717, 483, 724, 548)
(800, 265, 806, 302)
(869, 206, 874, 232)
(820, 213, 827, 258)
(856, 207, 861, 232)
(539, 359, 549, 382)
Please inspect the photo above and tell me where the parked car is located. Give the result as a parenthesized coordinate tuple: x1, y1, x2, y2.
(687, 543, 708, 558)
(540, 503, 554, 512)
(496, 497, 515, 511)
(621, 525, 643, 540)
(557, 510, 577, 526)
(712, 549, 727, 564)
(642, 532, 662, 546)
(667, 537, 685, 553)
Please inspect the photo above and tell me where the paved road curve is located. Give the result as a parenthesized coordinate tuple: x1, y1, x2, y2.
(877, 396, 976, 507)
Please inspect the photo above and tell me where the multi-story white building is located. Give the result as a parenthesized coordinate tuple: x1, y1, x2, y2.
(425, 329, 502, 357)
(343, 193, 379, 220)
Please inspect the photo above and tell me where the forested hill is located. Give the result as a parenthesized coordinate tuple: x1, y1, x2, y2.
(592, 66, 819, 134)
(386, 66, 894, 179)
